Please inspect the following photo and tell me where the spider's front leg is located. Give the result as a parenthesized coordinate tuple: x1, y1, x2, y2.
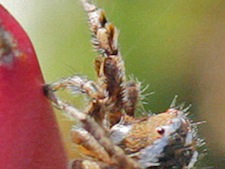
(46, 76, 105, 101)
(44, 76, 104, 119)
(82, 0, 141, 126)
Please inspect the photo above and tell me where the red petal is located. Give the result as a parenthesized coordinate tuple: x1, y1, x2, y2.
(0, 5, 67, 169)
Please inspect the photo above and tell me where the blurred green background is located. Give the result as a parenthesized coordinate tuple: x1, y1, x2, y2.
(2, 0, 225, 168)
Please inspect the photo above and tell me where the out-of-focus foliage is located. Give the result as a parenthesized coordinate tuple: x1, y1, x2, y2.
(2, 0, 225, 168)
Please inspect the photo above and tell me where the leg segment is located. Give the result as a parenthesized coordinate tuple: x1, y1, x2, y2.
(48, 76, 105, 100)
(82, 0, 141, 126)
(123, 80, 141, 116)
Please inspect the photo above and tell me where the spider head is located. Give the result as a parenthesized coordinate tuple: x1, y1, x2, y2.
(110, 108, 198, 169)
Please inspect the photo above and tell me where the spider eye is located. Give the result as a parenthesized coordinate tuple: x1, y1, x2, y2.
(156, 127, 165, 135)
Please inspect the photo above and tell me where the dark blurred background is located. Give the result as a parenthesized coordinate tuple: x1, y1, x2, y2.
(2, 0, 225, 168)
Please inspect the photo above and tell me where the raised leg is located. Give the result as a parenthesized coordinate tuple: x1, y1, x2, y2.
(81, 0, 141, 126)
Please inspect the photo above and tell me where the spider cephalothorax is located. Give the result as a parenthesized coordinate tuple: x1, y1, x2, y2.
(44, 0, 200, 168)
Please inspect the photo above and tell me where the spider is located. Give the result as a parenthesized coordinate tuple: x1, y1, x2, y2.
(44, 0, 200, 168)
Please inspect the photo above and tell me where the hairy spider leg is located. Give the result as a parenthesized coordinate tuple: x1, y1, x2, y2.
(82, 0, 141, 126)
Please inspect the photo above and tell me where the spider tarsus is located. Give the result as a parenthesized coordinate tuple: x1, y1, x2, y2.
(43, 84, 59, 104)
